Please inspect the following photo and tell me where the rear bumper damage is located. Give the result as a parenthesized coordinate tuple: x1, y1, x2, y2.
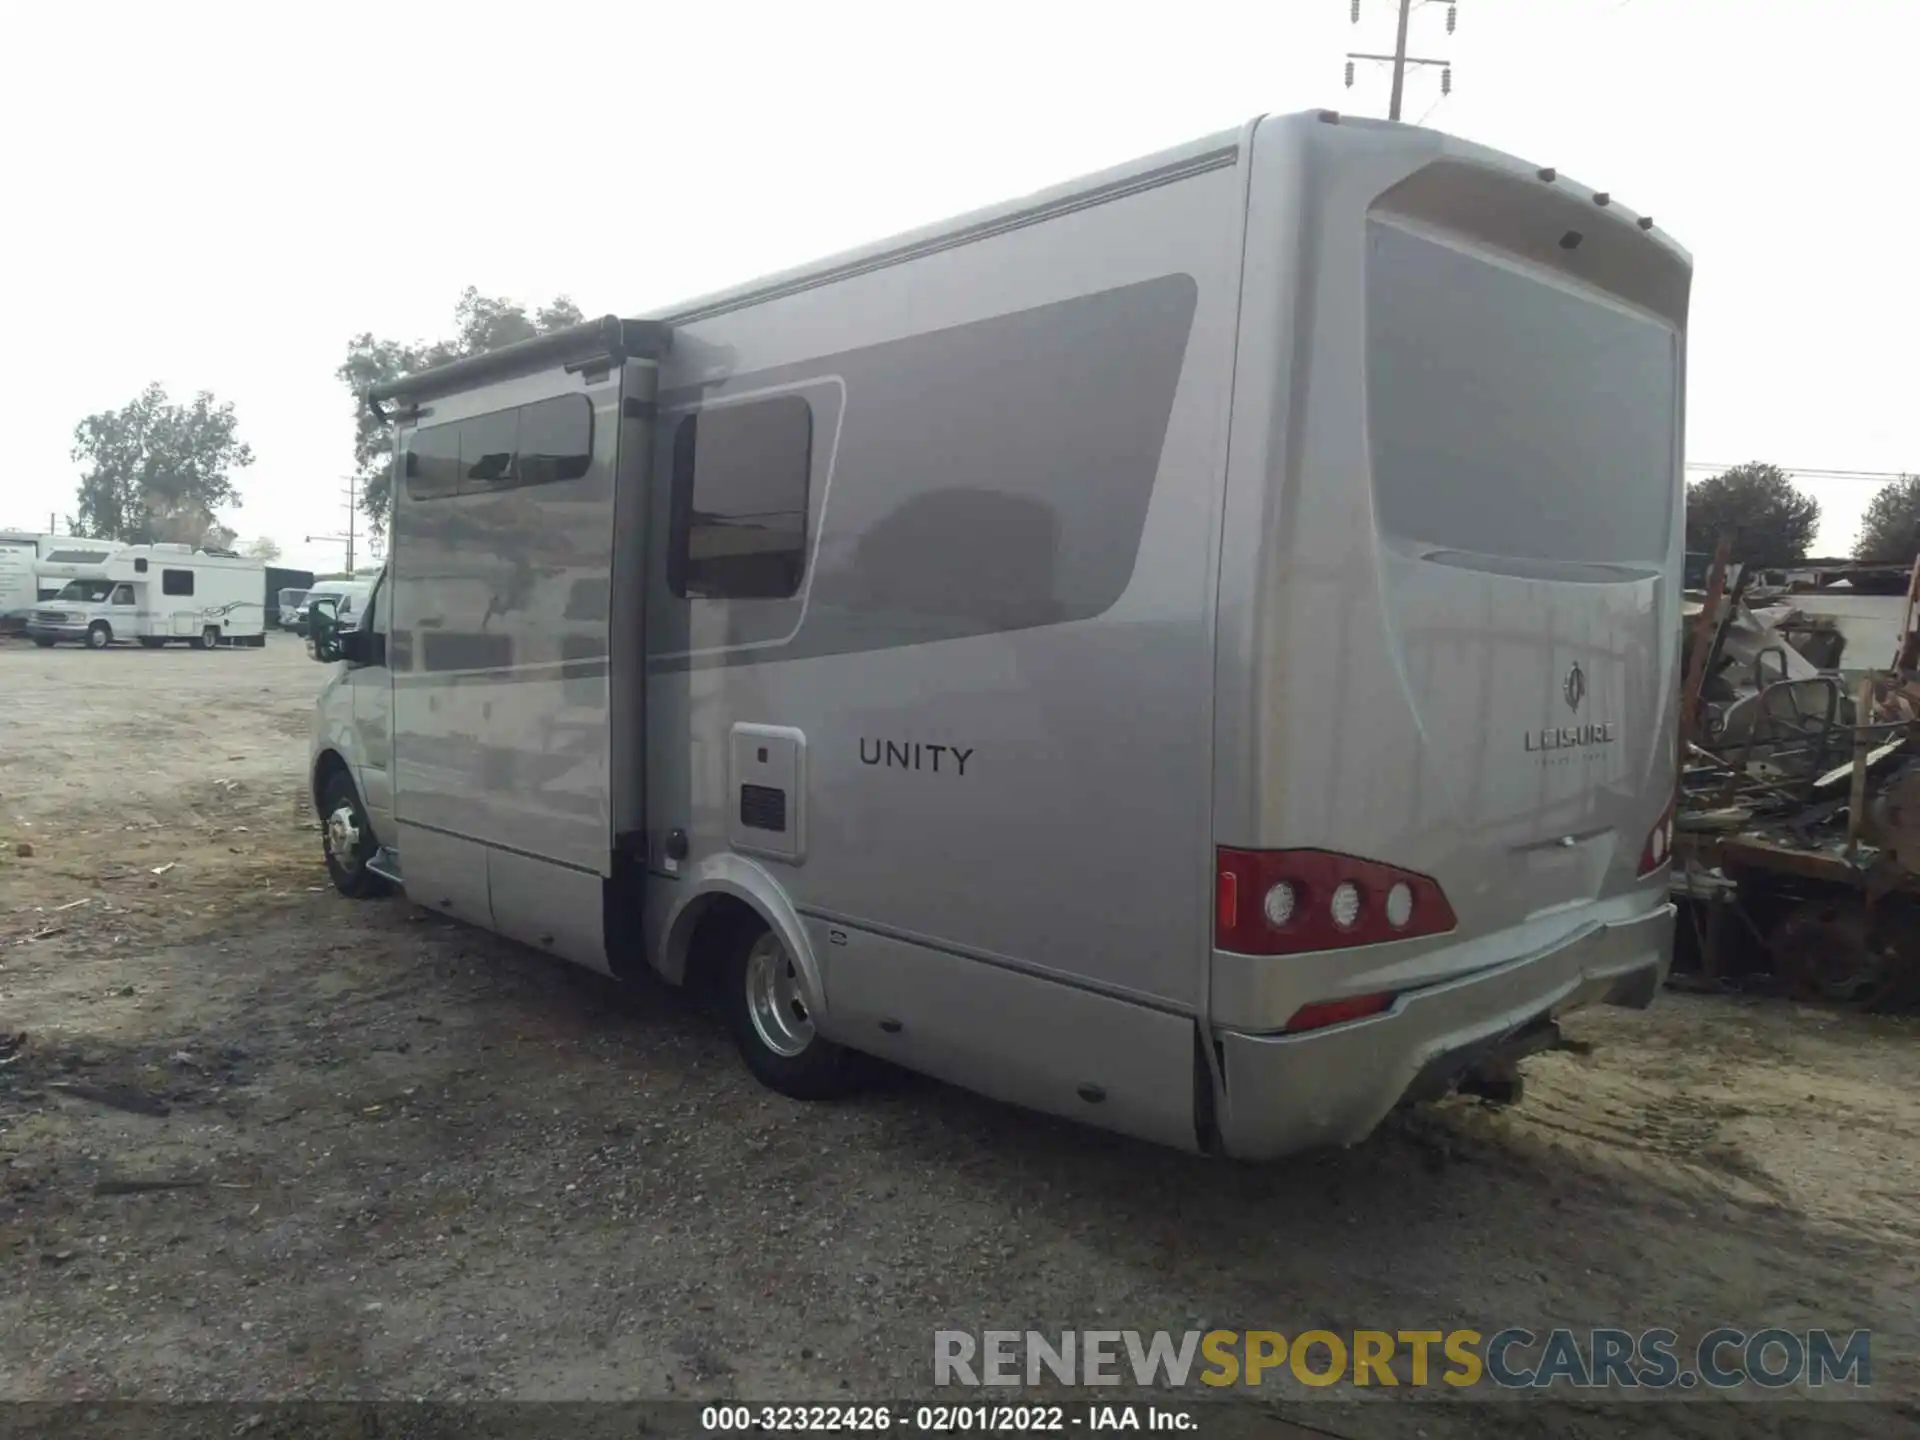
(1213, 903, 1672, 1160)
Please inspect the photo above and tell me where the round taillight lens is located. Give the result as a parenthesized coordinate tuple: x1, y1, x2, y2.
(1263, 882, 1297, 928)
(1385, 882, 1414, 929)
(1330, 881, 1363, 930)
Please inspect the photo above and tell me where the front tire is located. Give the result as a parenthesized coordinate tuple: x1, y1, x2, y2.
(319, 769, 390, 899)
(86, 623, 112, 650)
(722, 926, 863, 1100)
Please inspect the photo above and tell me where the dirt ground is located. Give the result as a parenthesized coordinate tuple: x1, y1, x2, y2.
(1, 637, 1916, 1438)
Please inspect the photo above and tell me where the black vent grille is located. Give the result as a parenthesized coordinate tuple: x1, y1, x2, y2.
(740, 784, 787, 833)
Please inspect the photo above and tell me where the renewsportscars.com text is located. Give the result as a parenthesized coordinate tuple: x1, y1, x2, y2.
(933, 1328, 1872, 1391)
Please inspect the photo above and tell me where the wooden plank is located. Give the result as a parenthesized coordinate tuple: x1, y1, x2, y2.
(1676, 830, 1920, 895)
(1679, 536, 1733, 753)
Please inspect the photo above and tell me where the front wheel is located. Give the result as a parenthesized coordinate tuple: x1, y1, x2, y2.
(722, 927, 864, 1100)
(86, 623, 112, 650)
(319, 768, 390, 899)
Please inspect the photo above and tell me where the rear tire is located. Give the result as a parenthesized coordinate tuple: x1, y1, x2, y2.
(195, 626, 219, 650)
(319, 768, 390, 900)
(721, 925, 863, 1100)
(86, 623, 112, 650)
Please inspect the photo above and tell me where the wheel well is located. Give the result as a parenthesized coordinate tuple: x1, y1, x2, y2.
(669, 893, 767, 999)
(311, 750, 351, 818)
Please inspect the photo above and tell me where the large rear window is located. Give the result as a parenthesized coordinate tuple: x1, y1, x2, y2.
(1365, 221, 1678, 566)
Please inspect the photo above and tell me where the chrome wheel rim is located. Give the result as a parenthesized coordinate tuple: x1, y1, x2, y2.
(745, 933, 813, 1058)
(325, 803, 361, 869)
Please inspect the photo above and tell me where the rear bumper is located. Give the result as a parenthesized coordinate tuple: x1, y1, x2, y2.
(1214, 903, 1672, 1160)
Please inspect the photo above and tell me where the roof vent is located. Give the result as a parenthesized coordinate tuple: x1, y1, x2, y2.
(1593, 192, 1611, 207)
(1537, 167, 1557, 182)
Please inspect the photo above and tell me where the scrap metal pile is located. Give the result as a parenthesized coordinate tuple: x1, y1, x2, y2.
(1672, 546, 1920, 1010)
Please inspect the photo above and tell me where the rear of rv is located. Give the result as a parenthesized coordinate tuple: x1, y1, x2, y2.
(1209, 115, 1687, 1157)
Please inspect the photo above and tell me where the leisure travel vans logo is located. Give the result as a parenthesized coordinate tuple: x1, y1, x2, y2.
(1564, 660, 1587, 712)
(1528, 660, 1613, 753)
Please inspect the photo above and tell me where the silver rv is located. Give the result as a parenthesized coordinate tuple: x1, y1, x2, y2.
(309, 111, 1686, 1159)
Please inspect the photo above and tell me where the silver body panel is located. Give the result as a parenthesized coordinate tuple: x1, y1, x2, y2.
(312, 112, 1686, 1158)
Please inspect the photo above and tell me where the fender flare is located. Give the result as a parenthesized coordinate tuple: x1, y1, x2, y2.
(657, 853, 825, 1022)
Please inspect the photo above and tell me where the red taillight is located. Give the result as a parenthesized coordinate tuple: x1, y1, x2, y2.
(1216, 869, 1239, 935)
(1284, 992, 1395, 1033)
(1638, 796, 1676, 877)
(1214, 848, 1457, 955)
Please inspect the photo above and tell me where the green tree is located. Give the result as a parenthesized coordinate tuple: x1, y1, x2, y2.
(71, 383, 253, 544)
(1684, 462, 1820, 565)
(1854, 475, 1920, 563)
(338, 288, 586, 536)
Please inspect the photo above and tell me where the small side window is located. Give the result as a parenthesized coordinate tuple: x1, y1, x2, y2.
(517, 395, 593, 486)
(134, 558, 149, 573)
(162, 569, 194, 597)
(668, 396, 813, 600)
(110, 584, 134, 605)
(405, 423, 460, 501)
(458, 410, 518, 493)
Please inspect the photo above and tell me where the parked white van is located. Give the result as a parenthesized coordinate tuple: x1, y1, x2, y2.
(28, 544, 266, 649)
(290, 579, 372, 636)
(309, 112, 1686, 1159)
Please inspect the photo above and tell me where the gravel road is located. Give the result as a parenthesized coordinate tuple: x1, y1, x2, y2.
(1, 637, 1916, 1438)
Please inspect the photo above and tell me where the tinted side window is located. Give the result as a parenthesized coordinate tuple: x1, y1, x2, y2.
(162, 569, 194, 596)
(669, 397, 813, 600)
(517, 396, 593, 486)
(405, 423, 460, 500)
(458, 410, 518, 493)
(110, 584, 134, 605)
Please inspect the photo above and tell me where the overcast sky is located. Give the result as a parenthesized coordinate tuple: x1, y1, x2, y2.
(4, 0, 1913, 569)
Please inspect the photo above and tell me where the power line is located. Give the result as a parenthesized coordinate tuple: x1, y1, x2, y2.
(1686, 463, 1915, 483)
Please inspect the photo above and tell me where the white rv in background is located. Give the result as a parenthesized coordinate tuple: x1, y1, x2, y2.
(27, 544, 266, 649)
(1, 533, 118, 634)
(0, 532, 36, 634)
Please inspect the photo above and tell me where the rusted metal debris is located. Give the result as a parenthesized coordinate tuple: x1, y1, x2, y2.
(1672, 548, 1920, 1010)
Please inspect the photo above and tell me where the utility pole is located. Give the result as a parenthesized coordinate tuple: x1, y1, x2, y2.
(306, 474, 361, 574)
(1347, 1, 1455, 121)
(1388, 0, 1412, 120)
